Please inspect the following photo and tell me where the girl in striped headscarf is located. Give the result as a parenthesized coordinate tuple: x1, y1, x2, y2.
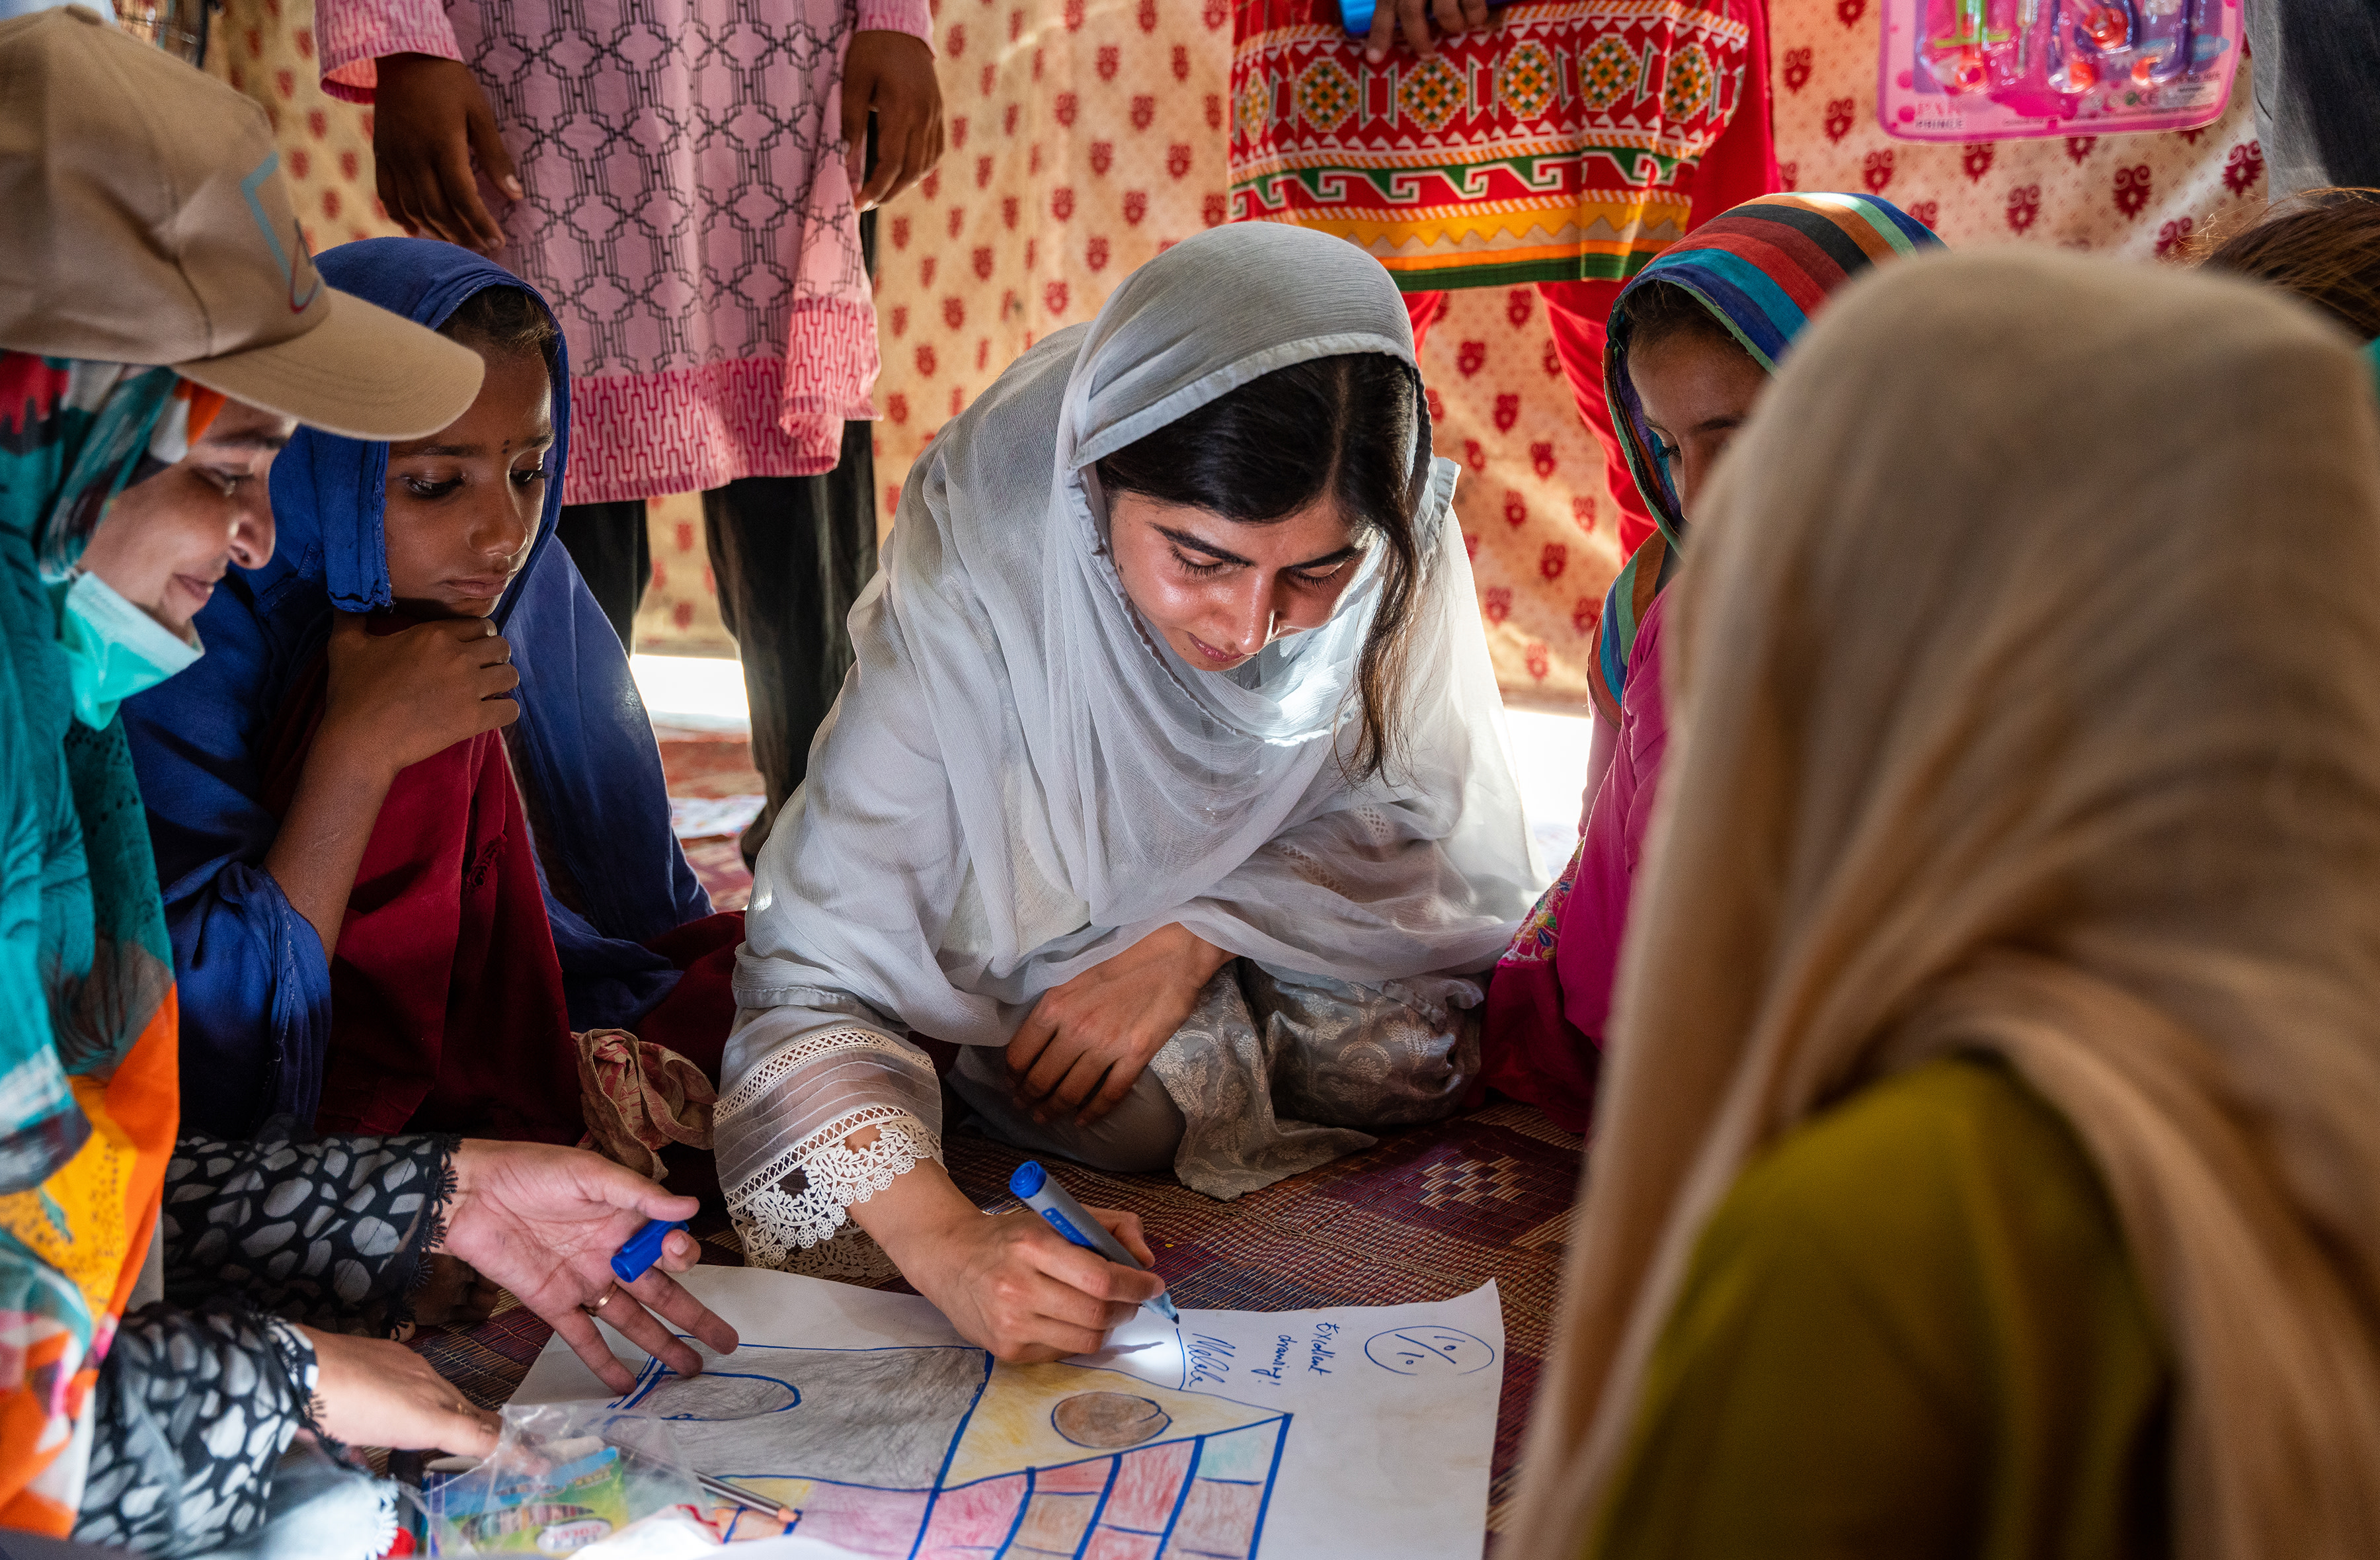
(1480, 194, 1941, 1133)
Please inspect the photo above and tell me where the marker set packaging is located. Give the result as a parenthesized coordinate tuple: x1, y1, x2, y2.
(1878, 0, 2240, 142)
(405, 1405, 699, 1555)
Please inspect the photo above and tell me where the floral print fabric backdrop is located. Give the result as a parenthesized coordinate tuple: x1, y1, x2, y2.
(863, 0, 2265, 706)
(212, 0, 2265, 704)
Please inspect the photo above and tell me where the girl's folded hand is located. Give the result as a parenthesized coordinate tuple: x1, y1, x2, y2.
(321, 610, 521, 776)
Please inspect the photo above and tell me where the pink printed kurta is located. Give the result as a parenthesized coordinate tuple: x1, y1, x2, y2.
(318, 0, 932, 504)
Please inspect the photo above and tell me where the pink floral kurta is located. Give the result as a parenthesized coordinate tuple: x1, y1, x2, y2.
(319, 0, 932, 503)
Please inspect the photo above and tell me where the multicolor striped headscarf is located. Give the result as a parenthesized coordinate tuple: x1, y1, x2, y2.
(1590, 193, 1941, 722)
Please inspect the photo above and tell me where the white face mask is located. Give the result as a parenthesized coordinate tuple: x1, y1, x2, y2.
(54, 569, 201, 729)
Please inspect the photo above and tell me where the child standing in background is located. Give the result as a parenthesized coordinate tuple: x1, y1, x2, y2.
(317, 0, 943, 860)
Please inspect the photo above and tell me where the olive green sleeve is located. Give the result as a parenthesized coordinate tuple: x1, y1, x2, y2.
(1584, 1057, 2170, 1560)
(1587, 1146, 1978, 1559)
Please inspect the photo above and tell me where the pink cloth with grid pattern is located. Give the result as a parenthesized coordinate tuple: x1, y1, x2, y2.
(318, 0, 931, 503)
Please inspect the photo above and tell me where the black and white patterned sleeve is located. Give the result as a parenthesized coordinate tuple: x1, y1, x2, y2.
(161, 1131, 459, 1334)
(72, 1303, 319, 1557)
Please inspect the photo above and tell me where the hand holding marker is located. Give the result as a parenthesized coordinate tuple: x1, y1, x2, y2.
(604, 1219, 803, 1529)
(610, 1217, 691, 1284)
(1010, 1161, 1180, 1323)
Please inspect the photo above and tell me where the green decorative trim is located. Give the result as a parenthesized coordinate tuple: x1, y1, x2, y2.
(1234, 145, 1691, 205)
(1385, 251, 1659, 292)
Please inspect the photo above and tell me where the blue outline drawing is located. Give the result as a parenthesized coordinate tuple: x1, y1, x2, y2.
(1361, 1327, 1498, 1378)
(612, 1339, 1290, 1559)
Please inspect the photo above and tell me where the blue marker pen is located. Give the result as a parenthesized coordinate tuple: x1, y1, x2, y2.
(610, 1217, 690, 1286)
(1009, 1161, 1180, 1324)
(1337, 0, 1512, 32)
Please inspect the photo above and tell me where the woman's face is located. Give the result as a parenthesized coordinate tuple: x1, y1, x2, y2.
(1107, 490, 1366, 673)
(1628, 329, 1770, 520)
(383, 345, 553, 620)
(78, 397, 293, 635)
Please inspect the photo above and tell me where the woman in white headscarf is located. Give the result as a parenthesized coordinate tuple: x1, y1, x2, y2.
(719, 224, 1542, 1356)
(1504, 250, 2380, 1556)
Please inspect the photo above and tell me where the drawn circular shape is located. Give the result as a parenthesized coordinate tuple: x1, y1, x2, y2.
(1396, 54, 1466, 134)
(1577, 36, 1635, 113)
(1363, 1326, 1498, 1377)
(1662, 43, 1716, 124)
(637, 1371, 801, 1420)
(1052, 1391, 1174, 1449)
(1295, 59, 1359, 134)
(1493, 40, 1558, 121)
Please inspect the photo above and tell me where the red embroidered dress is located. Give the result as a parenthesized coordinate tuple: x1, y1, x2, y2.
(1229, 0, 1760, 289)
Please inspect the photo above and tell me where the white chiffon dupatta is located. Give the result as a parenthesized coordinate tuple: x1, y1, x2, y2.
(717, 224, 1542, 1260)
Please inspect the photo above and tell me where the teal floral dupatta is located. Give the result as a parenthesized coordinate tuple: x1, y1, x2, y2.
(0, 350, 193, 1532)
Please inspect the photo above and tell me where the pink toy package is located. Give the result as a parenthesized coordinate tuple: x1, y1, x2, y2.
(1878, 0, 2241, 143)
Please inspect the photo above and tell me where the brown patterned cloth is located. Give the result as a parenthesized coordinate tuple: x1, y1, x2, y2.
(412, 1102, 1580, 1534)
(573, 1030, 715, 1186)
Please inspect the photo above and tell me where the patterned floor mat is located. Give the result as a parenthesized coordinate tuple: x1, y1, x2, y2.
(659, 726, 759, 909)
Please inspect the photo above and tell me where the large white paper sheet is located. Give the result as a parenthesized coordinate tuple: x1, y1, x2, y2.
(513, 1266, 1503, 1560)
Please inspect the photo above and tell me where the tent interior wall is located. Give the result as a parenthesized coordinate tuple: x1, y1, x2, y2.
(208, 0, 2268, 706)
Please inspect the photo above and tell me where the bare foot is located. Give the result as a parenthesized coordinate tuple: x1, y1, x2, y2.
(409, 1252, 502, 1329)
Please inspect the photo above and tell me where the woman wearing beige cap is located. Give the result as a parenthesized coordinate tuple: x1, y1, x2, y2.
(0, 15, 735, 1554)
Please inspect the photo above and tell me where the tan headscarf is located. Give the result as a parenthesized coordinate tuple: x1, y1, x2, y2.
(1505, 249, 2380, 1559)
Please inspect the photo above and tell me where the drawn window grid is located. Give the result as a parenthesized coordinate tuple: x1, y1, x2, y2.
(613, 1342, 1290, 1560)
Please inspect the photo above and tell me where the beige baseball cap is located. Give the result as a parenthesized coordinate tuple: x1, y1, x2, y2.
(0, 5, 482, 440)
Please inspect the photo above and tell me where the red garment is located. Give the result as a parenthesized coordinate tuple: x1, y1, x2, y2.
(631, 910, 744, 1204)
(638, 911, 744, 1081)
(1411, 282, 1649, 558)
(1480, 590, 1671, 1132)
(261, 639, 584, 1143)
(260, 626, 745, 1144)
(1404, 9, 1778, 564)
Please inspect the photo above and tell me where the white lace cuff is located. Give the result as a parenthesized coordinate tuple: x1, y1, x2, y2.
(727, 1105, 943, 1269)
(717, 1022, 948, 1268)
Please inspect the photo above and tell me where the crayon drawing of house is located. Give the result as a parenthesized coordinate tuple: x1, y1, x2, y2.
(617, 1342, 1289, 1559)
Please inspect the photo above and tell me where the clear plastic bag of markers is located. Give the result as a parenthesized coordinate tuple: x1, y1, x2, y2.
(1878, 0, 2241, 142)
(398, 1402, 703, 1555)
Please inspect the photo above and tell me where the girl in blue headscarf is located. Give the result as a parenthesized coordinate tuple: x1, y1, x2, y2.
(125, 239, 740, 1153)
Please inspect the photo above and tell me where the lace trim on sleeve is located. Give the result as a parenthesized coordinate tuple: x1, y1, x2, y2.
(718, 1026, 945, 1268)
(717, 1023, 938, 1118)
(727, 1106, 943, 1269)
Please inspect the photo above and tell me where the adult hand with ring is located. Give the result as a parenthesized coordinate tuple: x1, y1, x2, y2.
(433, 1139, 738, 1394)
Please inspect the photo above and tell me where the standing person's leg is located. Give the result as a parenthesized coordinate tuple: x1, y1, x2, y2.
(702, 421, 879, 866)
(1538, 0, 1778, 561)
(1416, 274, 1660, 557)
(1535, 280, 1655, 559)
(554, 500, 651, 649)
(1404, 289, 1448, 354)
